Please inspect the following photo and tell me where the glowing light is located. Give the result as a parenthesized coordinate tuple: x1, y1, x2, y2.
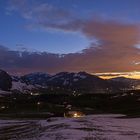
(1, 106, 6, 109)
(37, 102, 41, 105)
(31, 92, 39, 96)
(74, 113, 78, 117)
(64, 111, 85, 118)
(93, 71, 140, 79)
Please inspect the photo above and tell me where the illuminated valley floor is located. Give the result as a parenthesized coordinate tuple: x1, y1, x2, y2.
(0, 114, 140, 140)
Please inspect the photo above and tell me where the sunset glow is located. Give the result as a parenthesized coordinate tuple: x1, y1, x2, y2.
(95, 72, 140, 79)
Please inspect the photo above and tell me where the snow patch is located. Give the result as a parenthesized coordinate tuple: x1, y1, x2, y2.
(0, 114, 139, 140)
(74, 73, 87, 79)
(12, 81, 35, 92)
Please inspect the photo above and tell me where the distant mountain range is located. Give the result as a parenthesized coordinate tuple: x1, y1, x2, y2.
(0, 69, 140, 94)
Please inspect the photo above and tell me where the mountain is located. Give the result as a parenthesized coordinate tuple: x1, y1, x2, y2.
(21, 72, 51, 86)
(20, 72, 140, 93)
(19, 71, 129, 93)
(0, 70, 139, 94)
(0, 70, 12, 91)
(11, 75, 37, 93)
(46, 72, 110, 93)
(109, 77, 140, 90)
(11, 81, 35, 93)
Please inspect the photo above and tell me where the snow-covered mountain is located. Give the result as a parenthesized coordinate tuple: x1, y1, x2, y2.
(10, 71, 110, 93)
(11, 81, 35, 93)
(109, 77, 140, 90)
(19, 72, 140, 93)
(0, 69, 140, 94)
(21, 72, 51, 86)
(46, 72, 112, 93)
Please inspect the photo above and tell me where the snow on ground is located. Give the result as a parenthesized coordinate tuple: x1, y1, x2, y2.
(0, 114, 140, 140)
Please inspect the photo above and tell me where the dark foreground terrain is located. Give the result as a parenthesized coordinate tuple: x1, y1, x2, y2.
(0, 90, 140, 118)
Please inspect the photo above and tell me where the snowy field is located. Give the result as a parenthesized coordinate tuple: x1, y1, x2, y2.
(0, 114, 140, 140)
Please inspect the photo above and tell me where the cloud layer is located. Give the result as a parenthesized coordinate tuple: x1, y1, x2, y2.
(1, 0, 140, 74)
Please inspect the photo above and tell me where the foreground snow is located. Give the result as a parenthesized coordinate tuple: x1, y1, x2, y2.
(0, 114, 140, 140)
(12, 81, 35, 92)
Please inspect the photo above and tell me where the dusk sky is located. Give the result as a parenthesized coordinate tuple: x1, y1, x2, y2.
(0, 0, 140, 77)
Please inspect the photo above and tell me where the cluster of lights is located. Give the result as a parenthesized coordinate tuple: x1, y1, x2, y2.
(37, 102, 41, 105)
(73, 112, 81, 118)
(64, 111, 85, 118)
(0, 105, 8, 110)
(30, 92, 40, 96)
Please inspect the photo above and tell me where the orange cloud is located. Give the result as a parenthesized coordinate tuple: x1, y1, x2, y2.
(0, 19, 140, 74)
(46, 19, 140, 73)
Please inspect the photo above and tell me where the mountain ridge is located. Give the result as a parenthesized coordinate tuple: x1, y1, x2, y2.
(0, 69, 140, 94)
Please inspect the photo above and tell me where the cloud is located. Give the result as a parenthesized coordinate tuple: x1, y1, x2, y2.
(42, 19, 140, 72)
(3, 0, 140, 74)
(81, 20, 140, 72)
(7, 0, 73, 26)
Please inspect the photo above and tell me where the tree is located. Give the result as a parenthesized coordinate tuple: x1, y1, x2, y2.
(0, 70, 12, 91)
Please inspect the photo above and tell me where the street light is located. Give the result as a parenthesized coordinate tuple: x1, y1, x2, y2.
(37, 102, 41, 112)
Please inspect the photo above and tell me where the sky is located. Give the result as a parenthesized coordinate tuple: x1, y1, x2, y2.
(0, 0, 140, 77)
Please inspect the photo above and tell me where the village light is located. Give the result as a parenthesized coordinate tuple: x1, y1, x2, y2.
(1, 106, 6, 109)
(1, 106, 5, 109)
(73, 113, 78, 117)
(64, 111, 85, 118)
(37, 102, 41, 105)
(37, 102, 42, 112)
(31, 92, 40, 96)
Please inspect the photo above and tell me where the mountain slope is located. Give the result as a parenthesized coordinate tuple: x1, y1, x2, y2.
(19, 71, 134, 93)
(109, 77, 140, 90)
(0, 70, 139, 94)
(0, 70, 12, 91)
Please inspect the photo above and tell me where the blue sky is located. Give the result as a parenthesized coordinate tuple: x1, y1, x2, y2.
(0, 0, 140, 53)
(0, 0, 92, 53)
